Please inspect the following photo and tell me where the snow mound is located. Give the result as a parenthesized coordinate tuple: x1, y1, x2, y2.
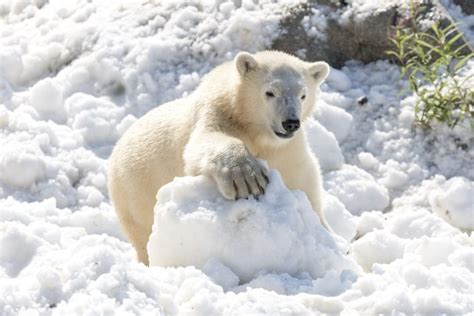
(429, 177, 474, 230)
(148, 171, 359, 284)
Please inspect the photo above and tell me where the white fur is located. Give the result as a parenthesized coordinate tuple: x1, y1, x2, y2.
(108, 51, 330, 264)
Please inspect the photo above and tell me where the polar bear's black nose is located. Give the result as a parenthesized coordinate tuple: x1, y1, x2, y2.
(282, 119, 300, 133)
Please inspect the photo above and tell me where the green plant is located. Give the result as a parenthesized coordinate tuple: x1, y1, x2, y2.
(387, 19, 474, 128)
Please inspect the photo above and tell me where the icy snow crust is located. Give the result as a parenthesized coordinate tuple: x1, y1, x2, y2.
(1, 0, 473, 315)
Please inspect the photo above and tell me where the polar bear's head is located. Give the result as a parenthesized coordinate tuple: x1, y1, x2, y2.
(234, 51, 329, 147)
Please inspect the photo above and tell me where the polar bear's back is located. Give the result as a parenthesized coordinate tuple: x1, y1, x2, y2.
(108, 97, 196, 225)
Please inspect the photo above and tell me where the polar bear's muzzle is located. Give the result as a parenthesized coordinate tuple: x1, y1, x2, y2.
(274, 119, 300, 139)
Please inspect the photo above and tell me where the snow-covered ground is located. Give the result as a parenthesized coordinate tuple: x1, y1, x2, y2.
(1, 0, 473, 315)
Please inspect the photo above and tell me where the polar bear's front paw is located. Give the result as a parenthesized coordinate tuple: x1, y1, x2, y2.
(214, 158, 269, 200)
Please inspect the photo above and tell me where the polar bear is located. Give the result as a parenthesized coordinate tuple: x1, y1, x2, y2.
(108, 51, 330, 265)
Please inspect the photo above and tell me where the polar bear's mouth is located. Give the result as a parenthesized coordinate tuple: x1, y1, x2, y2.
(274, 131, 294, 139)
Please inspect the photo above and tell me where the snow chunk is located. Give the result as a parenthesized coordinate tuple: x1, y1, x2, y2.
(0, 47, 23, 85)
(320, 90, 354, 109)
(326, 68, 352, 92)
(77, 185, 105, 207)
(356, 211, 385, 237)
(305, 117, 344, 172)
(0, 105, 9, 128)
(358, 152, 379, 170)
(352, 230, 407, 271)
(380, 168, 409, 190)
(405, 237, 461, 268)
(0, 223, 41, 277)
(324, 165, 390, 215)
(148, 171, 358, 283)
(202, 258, 239, 291)
(65, 93, 124, 145)
(31, 78, 66, 123)
(116, 114, 137, 137)
(0, 141, 46, 189)
(324, 193, 356, 242)
(428, 177, 474, 230)
(314, 101, 353, 143)
(301, 7, 328, 41)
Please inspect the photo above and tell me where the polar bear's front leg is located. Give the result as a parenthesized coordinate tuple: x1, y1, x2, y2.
(184, 130, 269, 200)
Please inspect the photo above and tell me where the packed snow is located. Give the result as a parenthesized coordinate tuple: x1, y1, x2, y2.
(1, 0, 473, 315)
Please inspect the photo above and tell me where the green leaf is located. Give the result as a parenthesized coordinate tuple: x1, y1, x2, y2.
(431, 22, 442, 38)
(454, 54, 474, 72)
(415, 39, 444, 57)
(446, 32, 463, 48)
(459, 74, 474, 88)
(443, 23, 459, 35)
(422, 33, 444, 46)
(452, 43, 470, 55)
(386, 51, 401, 59)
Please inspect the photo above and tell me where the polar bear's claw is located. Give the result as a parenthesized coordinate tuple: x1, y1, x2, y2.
(214, 157, 268, 201)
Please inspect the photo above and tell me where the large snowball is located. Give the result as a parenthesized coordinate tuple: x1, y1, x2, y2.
(148, 171, 358, 283)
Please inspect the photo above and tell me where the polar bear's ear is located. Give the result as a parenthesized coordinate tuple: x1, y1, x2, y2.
(235, 52, 258, 76)
(308, 62, 330, 85)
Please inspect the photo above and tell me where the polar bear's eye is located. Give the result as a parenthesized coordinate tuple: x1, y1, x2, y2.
(265, 91, 275, 98)
(301, 95, 306, 100)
